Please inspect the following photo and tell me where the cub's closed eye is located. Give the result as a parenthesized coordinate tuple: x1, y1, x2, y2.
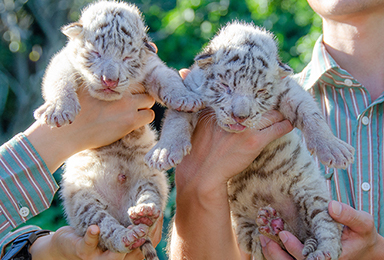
(123, 56, 132, 61)
(257, 89, 268, 94)
(221, 83, 231, 94)
(91, 51, 101, 58)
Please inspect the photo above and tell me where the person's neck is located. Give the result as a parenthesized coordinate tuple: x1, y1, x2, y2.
(322, 12, 384, 101)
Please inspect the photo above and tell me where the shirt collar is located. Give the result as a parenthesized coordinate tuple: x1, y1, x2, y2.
(296, 35, 344, 91)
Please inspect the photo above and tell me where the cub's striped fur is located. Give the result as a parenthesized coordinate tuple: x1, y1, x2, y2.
(34, 1, 202, 259)
(146, 22, 355, 259)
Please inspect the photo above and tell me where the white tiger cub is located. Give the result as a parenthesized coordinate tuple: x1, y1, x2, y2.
(34, 1, 203, 259)
(146, 22, 355, 259)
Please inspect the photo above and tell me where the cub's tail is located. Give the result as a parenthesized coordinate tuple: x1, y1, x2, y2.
(140, 239, 159, 260)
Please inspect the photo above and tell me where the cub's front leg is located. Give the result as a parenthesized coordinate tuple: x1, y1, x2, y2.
(145, 109, 198, 170)
(144, 56, 204, 113)
(278, 77, 355, 168)
(34, 50, 81, 127)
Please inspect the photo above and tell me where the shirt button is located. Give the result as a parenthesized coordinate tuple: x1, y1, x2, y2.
(19, 207, 30, 217)
(361, 116, 369, 125)
(344, 79, 353, 86)
(361, 182, 371, 191)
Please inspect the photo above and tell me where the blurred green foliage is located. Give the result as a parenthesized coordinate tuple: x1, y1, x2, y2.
(0, 0, 321, 259)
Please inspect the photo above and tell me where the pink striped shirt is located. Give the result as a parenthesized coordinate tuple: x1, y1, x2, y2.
(0, 133, 59, 252)
(297, 36, 384, 235)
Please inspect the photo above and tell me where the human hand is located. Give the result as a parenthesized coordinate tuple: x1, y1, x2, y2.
(70, 86, 155, 151)
(25, 87, 155, 172)
(176, 109, 293, 195)
(259, 232, 304, 260)
(176, 68, 293, 191)
(260, 201, 384, 260)
(30, 216, 163, 260)
(328, 201, 384, 260)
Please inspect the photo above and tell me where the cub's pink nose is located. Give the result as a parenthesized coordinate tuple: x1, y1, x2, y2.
(101, 76, 119, 88)
(232, 113, 249, 123)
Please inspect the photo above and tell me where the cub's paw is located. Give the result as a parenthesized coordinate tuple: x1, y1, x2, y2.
(144, 139, 191, 170)
(305, 248, 334, 260)
(128, 203, 161, 227)
(307, 136, 355, 169)
(110, 224, 149, 253)
(34, 100, 80, 127)
(256, 205, 285, 248)
(303, 237, 341, 260)
(162, 91, 204, 113)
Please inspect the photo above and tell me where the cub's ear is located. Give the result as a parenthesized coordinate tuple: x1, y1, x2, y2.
(277, 60, 293, 77)
(195, 51, 214, 69)
(61, 22, 83, 40)
(144, 40, 157, 53)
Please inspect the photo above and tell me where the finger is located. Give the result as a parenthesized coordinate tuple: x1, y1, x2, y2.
(127, 83, 146, 94)
(257, 119, 293, 142)
(136, 109, 155, 124)
(179, 68, 191, 79)
(260, 235, 295, 260)
(260, 110, 286, 123)
(150, 214, 164, 246)
(329, 201, 375, 234)
(279, 231, 305, 259)
(80, 225, 100, 253)
(134, 94, 155, 110)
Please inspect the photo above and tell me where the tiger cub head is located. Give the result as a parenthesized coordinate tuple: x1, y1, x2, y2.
(62, 1, 156, 101)
(195, 22, 292, 132)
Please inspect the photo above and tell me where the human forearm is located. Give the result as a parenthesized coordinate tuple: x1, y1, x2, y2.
(24, 122, 82, 173)
(170, 168, 242, 260)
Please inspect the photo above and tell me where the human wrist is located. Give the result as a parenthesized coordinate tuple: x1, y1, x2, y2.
(24, 121, 81, 173)
(176, 163, 229, 211)
(29, 234, 56, 260)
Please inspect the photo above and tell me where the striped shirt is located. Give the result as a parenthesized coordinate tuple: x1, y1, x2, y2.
(296, 36, 384, 235)
(0, 133, 59, 254)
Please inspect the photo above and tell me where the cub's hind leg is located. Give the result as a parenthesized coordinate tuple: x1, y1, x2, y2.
(231, 213, 266, 260)
(64, 189, 149, 253)
(128, 178, 168, 260)
(291, 178, 342, 260)
(128, 174, 168, 227)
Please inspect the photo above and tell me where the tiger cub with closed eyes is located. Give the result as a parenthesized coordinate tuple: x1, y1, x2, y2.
(145, 22, 355, 260)
(34, 1, 202, 260)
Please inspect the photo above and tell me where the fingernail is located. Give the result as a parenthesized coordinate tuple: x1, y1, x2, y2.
(259, 236, 270, 247)
(331, 200, 342, 216)
(90, 226, 98, 235)
(279, 231, 288, 243)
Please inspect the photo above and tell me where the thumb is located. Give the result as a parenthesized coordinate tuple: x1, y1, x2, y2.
(328, 200, 374, 234)
(80, 225, 100, 252)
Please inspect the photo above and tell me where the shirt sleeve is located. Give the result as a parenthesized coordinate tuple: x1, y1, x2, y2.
(0, 133, 59, 240)
(0, 225, 41, 257)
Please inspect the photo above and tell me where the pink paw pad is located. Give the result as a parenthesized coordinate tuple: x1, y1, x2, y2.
(122, 224, 148, 250)
(128, 204, 160, 227)
(256, 205, 284, 236)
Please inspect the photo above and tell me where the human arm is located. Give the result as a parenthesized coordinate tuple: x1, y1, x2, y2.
(169, 109, 293, 260)
(261, 201, 384, 260)
(25, 88, 155, 173)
